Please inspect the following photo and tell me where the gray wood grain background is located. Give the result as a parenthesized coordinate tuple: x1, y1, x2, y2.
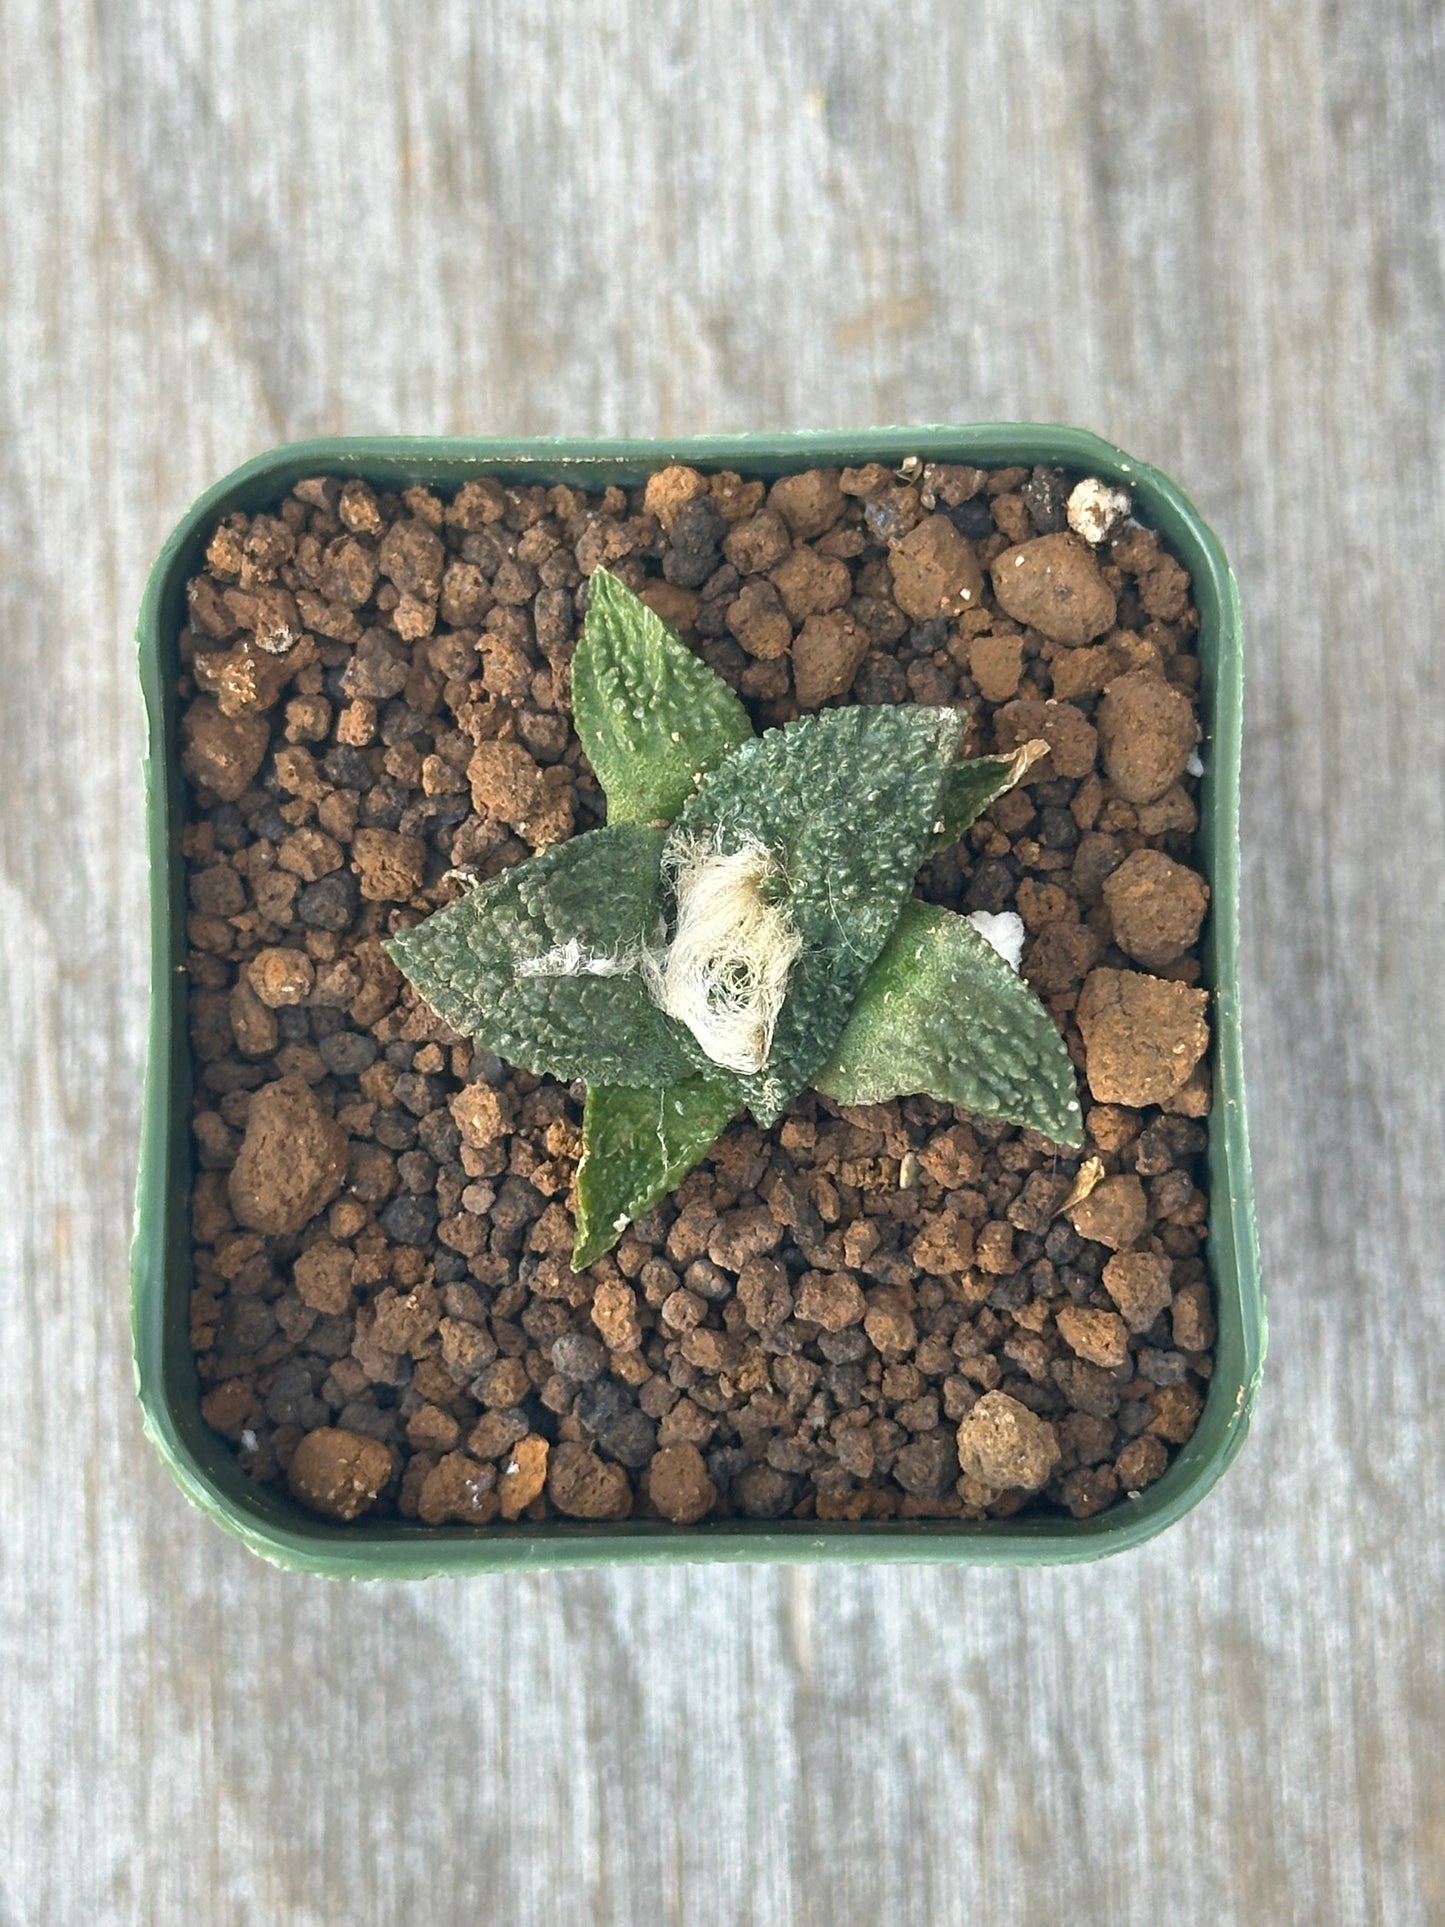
(3, 2, 1442, 1921)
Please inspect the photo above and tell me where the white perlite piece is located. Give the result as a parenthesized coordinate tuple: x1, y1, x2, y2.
(1067, 477, 1132, 546)
(967, 910, 1025, 972)
(642, 835, 802, 1075)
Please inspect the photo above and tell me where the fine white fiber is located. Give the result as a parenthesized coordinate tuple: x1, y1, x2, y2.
(514, 939, 637, 979)
(642, 834, 801, 1075)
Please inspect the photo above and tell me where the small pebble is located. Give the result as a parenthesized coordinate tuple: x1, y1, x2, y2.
(228, 1078, 347, 1236)
(989, 533, 1116, 645)
(1103, 849, 1210, 970)
(1077, 968, 1210, 1108)
(288, 1427, 392, 1520)
(1097, 670, 1197, 805)
(1103, 1250, 1175, 1333)
(646, 1443, 718, 1524)
(547, 1443, 632, 1520)
(499, 1436, 550, 1520)
(955, 1392, 1061, 1494)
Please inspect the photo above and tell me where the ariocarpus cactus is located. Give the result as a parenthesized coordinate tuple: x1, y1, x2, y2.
(386, 568, 1079, 1267)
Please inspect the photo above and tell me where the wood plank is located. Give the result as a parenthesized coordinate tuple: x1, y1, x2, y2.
(1, 2, 1441, 1921)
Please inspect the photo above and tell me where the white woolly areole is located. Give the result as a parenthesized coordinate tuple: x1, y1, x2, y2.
(1066, 477, 1132, 546)
(967, 909, 1025, 972)
(642, 835, 801, 1075)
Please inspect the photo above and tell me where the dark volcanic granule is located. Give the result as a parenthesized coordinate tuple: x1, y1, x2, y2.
(179, 462, 1215, 1527)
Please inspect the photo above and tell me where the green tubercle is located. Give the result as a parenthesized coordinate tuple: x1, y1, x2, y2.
(815, 900, 1083, 1146)
(572, 1079, 740, 1269)
(571, 566, 754, 823)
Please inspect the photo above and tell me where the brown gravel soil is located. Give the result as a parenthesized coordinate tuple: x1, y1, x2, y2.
(178, 458, 1216, 1529)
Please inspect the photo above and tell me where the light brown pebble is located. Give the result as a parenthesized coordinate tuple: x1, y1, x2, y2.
(467, 1408, 529, 1460)
(547, 1442, 633, 1520)
(792, 610, 870, 708)
(287, 1427, 392, 1521)
(367, 1284, 440, 1359)
(974, 1222, 1016, 1275)
(955, 1391, 1060, 1494)
(591, 1280, 642, 1352)
(180, 699, 270, 802)
(201, 1379, 259, 1440)
(228, 976, 278, 1056)
(292, 1238, 355, 1314)
(968, 632, 1024, 702)
(1049, 638, 1132, 701)
(468, 737, 543, 825)
(723, 511, 792, 577)
(863, 1290, 917, 1357)
(1055, 1305, 1130, 1369)
(769, 547, 852, 623)
(338, 478, 384, 533)
(1102, 848, 1210, 969)
(337, 699, 377, 746)
(378, 517, 445, 600)
(1135, 784, 1199, 838)
(660, 1287, 707, 1332)
(680, 1328, 741, 1374)
(417, 1451, 499, 1525)
(351, 828, 426, 902)
(1076, 968, 1210, 1108)
(646, 1442, 718, 1524)
(1171, 1280, 1216, 1353)
(227, 1077, 347, 1235)
(1146, 1381, 1204, 1444)
(440, 1316, 497, 1380)
(768, 468, 845, 539)
(642, 465, 710, 528)
(888, 513, 985, 621)
(795, 1271, 866, 1331)
(910, 1212, 976, 1276)
(1116, 1434, 1170, 1491)
(1096, 670, 1196, 804)
(247, 946, 315, 1008)
(638, 581, 700, 634)
(1069, 1173, 1148, 1251)
(993, 697, 1099, 781)
(725, 580, 793, 659)
(450, 1082, 514, 1148)
(989, 533, 1117, 645)
(276, 827, 344, 882)
(473, 1356, 530, 1411)
(1102, 1249, 1175, 1333)
(499, 1435, 550, 1519)
(735, 1256, 794, 1331)
(406, 1404, 461, 1452)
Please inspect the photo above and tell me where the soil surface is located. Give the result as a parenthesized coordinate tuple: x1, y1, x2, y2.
(179, 458, 1215, 1527)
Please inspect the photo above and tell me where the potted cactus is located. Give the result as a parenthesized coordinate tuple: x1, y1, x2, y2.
(132, 427, 1263, 1574)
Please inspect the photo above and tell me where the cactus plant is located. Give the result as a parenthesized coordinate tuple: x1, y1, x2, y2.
(385, 568, 1081, 1268)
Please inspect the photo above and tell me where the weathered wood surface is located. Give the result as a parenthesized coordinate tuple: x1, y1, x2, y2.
(2, 2, 1442, 1921)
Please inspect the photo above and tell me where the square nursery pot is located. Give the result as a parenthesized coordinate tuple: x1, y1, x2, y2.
(133, 426, 1265, 1576)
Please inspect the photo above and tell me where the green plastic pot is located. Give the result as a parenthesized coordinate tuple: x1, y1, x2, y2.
(132, 426, 1265, 1575)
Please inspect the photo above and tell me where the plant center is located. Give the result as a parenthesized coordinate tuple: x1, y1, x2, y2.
(642, 834, 801, 1075)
